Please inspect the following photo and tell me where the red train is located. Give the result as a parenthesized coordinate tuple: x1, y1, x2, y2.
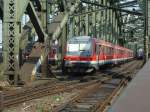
(48, 45, 58, 65)
(63, 36, 133, 72)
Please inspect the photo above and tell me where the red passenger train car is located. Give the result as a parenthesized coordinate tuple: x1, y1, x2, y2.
(63, 36, 133, 72)
(48, 45, 58, 65)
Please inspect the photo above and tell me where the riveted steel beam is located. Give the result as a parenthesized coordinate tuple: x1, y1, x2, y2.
(26, 2, 46, 42)
(0, 8, 2, 20)
(85, 2, 89, 36)
(81, 0, 143, 16)
(25, 1, 81, 80)
(51, 1, 81, 40)
(31, 0, 42, 11)
(119, 0, 138, 8)
(98, 0, 102, 38)
(123, 17, 143, 25)
(144, 0, 150, 62)
(0, 0, 3, 20)
(3, 0, 30, 84)
(3, 0, 26, 84)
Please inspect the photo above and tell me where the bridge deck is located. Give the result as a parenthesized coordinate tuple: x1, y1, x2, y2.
(109, 60, 150, 112)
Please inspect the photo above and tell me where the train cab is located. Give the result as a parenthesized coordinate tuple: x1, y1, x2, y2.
(63, 36, 97, 72)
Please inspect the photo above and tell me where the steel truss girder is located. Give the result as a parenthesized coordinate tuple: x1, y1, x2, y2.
(26, 2, 46, 42)
(31, 0, 42, 11)
(0, 0, 3, 20)
(3, 0, 20, 83)
(81, 0, 143, 16)
(123, 17, 143, 24)
(0, 7, 2, 20)
(3, 0, 30, 84)
(43, 0, 80, 62)
(19, 0, 80, 81)
(119, 0, 138, 8)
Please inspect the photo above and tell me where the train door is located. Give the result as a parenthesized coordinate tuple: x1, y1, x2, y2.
(100, 45, 105, 65)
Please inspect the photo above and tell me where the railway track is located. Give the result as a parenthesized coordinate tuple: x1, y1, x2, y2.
(0, 60, 143, 111)
(52, 60, 143, 112)
(54, 79, 124, 112)
(0, 79, 108, 110)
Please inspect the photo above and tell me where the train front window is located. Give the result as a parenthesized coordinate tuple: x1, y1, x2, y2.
(67, 41, 92, 56)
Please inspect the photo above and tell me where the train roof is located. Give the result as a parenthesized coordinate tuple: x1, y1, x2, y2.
(95, 38, 132, 52)
(68, 36, 132, 52)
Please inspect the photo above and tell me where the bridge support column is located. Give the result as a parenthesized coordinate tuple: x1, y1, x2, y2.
(103, 0, 107, 41)
(148, 0, 150, 57)
(106, 1, 110, 42)
(112, 10, 116, 44)
(92, 0, 96, 37)
(144, 0, 150, 62)
(75, 16, 80, 36)
(101, 0, 105, 40)
(79, 15, 83, 35)
(98, 0, 102, 39)
(109, 8, 113, 43)
(115, 13, 118, 44)
(68, 17, 74, 38)
(40, 0, 48, 77)
(3, 0, 29, 84)
(85, 4, 89, 36)
(61, 25, 67, 64)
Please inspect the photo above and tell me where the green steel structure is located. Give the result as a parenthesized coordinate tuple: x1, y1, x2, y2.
(0, 0, 146, 84)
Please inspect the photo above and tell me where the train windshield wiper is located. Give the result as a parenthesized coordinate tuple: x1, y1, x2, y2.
(80, 49, 86, 51)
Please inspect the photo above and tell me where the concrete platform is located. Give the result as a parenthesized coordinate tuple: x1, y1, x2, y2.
(108, 60, 150, 112)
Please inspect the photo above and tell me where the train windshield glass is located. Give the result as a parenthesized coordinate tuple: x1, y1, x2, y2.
(67, 40, 92, 56)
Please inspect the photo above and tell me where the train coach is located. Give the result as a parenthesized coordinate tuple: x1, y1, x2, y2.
(136, 48, 144, 60)
(63, 36, 133, 73)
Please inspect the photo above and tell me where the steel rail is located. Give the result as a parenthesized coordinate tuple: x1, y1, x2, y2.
(52, 61, 143, 112)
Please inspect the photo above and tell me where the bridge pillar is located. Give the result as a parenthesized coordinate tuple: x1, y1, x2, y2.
(68, 17, 74, 38)
(97, 0, 100, 38)
(61, 25, 67, 64)
(85, 4, 89, 36)
(109, 9, 113, 42)
(101, 0, 105, 40)
(79, 15, 83, 35)
(106, 1, 110, 42)
(115, 13, 119, 44)
(76, 16, 80, 36)
(144, 0, 150, 62)
(103, 0, 107, 41)
(148, 0, 150, 56)
(92, 0, 96, 38)
(72, 17, 75, 37)
(40, 0, 49, 77)
(112, 10, 116, 44)
(3, 0, 29, 84)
